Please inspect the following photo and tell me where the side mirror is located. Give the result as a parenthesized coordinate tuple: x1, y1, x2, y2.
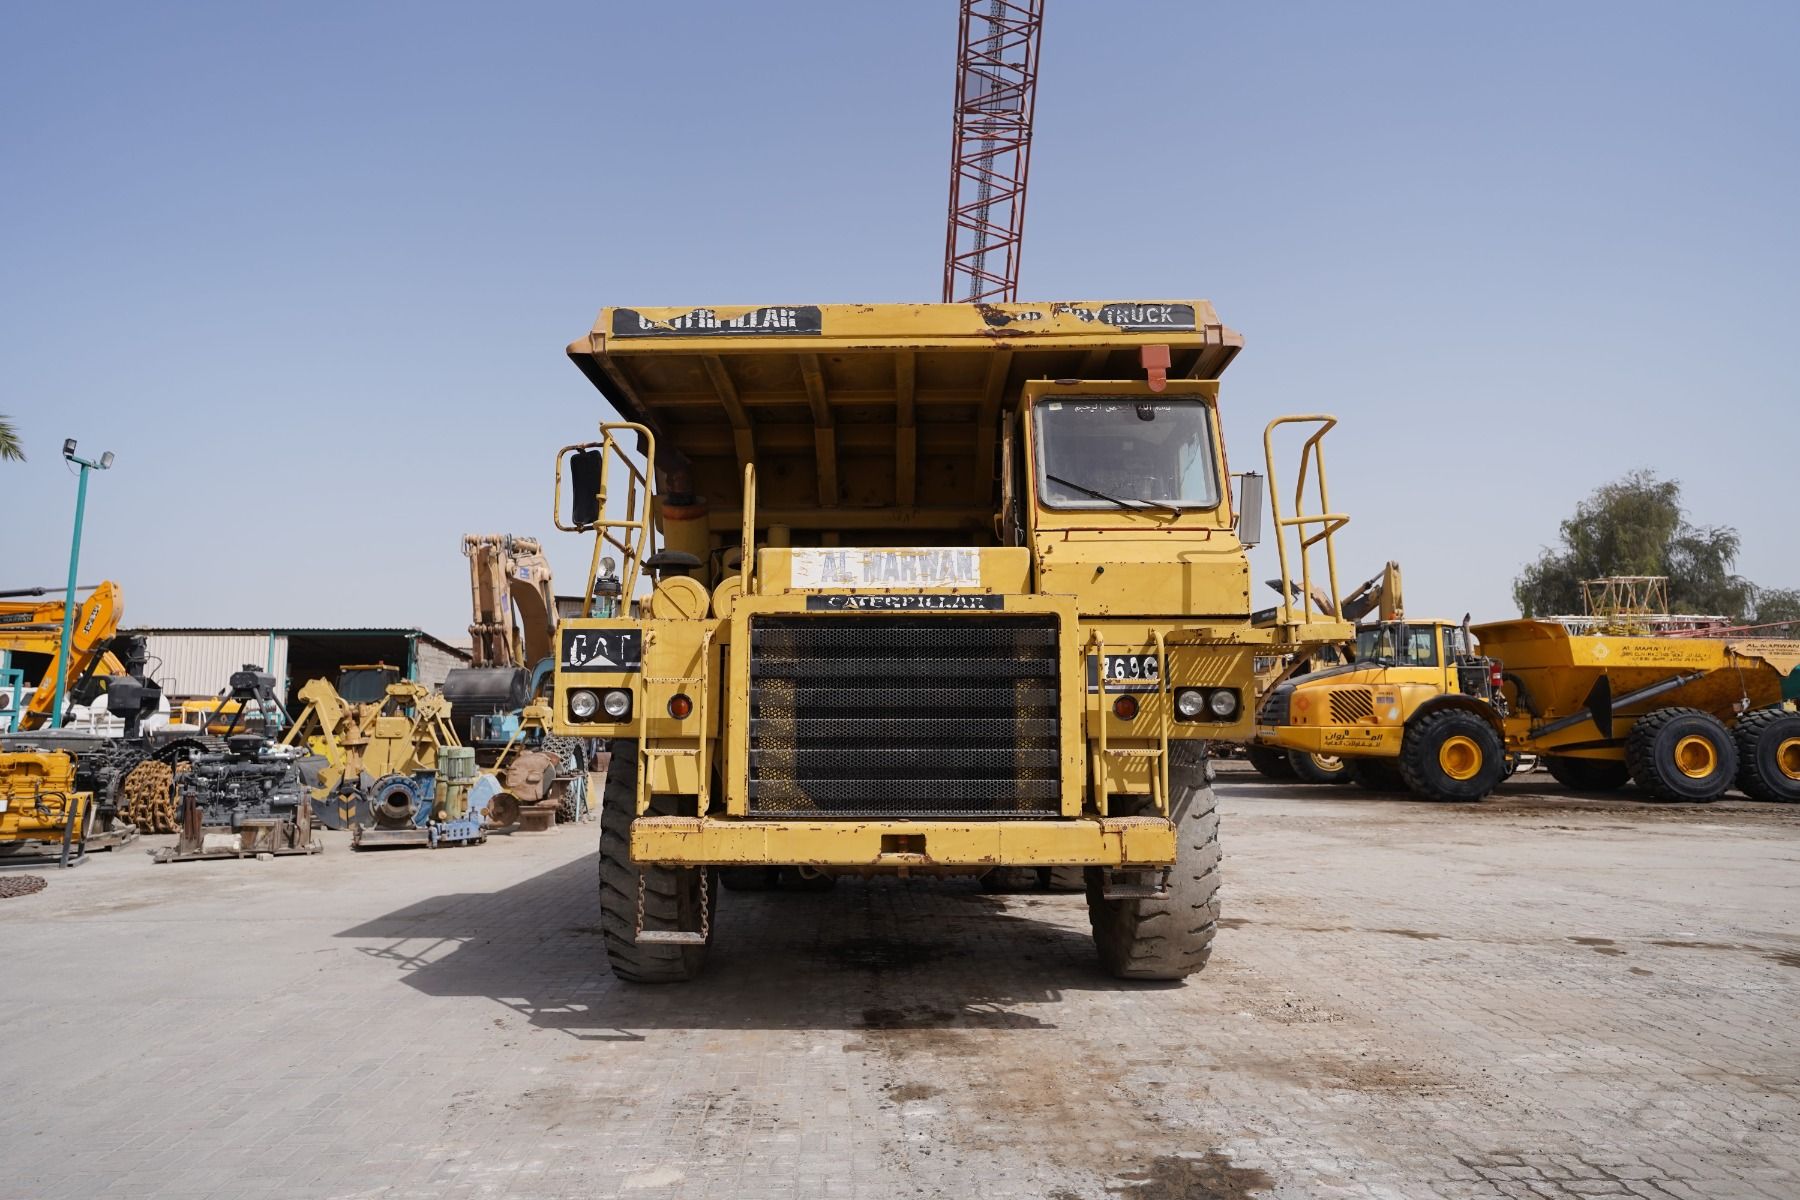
(1236, 472, 1265, 547)
(568, 449, 603, 529)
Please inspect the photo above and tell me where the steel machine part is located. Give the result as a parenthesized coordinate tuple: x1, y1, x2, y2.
(153, 735, 321, 863)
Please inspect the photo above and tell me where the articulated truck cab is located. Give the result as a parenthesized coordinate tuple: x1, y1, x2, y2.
(551, 301, 1351, 982)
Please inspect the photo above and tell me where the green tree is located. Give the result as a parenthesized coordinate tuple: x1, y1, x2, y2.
(1513, 470, 1754, 618)
(1752, 586, 1800, 631)
(0, 414, 22, 462)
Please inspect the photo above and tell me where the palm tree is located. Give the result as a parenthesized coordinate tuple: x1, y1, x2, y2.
(0, 414, 22, 461)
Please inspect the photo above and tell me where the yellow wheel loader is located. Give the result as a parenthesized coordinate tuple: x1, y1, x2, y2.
(548, 300, 1354, 982)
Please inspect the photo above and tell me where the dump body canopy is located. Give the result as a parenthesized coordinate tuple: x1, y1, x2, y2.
(566, 301, 1241, 541)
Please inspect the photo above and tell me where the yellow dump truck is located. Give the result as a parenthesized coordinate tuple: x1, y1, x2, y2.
(548, 301, 1352, 982)
(1255, 614, 1800, 803)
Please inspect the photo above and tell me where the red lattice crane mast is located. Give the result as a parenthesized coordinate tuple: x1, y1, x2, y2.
(941, 0, 1045, 303)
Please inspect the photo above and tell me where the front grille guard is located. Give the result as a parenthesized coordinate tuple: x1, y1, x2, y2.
(745, 613, 1063, 820)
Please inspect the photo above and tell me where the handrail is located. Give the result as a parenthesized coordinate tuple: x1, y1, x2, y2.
(553, 422, 658, 617)
(739, 463, 757, 597)
(1262, 415, 1349, 628)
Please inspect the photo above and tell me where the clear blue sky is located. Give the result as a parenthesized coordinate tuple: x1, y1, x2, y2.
(4, 2, 1795, 639)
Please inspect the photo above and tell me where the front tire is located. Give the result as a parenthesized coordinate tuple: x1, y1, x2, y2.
(1245, 743, 1295, 781)
(1346, 758, 1407, 792)
(1085, 744, 1220, 981)
(1625, 708, 1736, 802)
(1398, 708, 1505, 801)
(1734, 709, 1800, 803)
(1288, 750, 1351, 785)
(596, 741, 714, 983)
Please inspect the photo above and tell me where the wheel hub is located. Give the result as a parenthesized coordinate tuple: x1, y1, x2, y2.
(1776, 737, 1800, 782)
(1673, 734, 1718, 779)
(1438, 735, 1482, 781)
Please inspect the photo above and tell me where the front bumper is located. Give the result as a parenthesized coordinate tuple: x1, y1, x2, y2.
(630, 816, 1176, 869)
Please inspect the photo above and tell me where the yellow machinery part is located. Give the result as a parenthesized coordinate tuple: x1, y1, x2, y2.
(631, 815, 1176, 870)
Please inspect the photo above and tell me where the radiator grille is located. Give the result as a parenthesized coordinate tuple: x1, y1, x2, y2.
(747, 615, 1062, 819)
(1329, 688, 1375, 725)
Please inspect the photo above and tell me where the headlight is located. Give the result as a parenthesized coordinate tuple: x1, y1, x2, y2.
(1207, 688, 1240, 719)
(1175, 688, 1206, 719)
(602, 689, 632, 719)
(569, 689, 598, 719)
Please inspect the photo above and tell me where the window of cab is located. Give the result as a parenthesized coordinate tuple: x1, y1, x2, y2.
(1033, 398, 1221, 512)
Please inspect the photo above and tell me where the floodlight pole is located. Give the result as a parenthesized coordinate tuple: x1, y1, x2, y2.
(52, 442, 113, 728)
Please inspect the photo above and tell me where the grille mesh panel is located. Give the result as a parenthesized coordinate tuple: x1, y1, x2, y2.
(1329, 689, 1375, 724)
(747, 615, 1062, 819)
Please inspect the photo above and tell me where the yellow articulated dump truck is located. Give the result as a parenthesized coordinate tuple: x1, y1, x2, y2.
(551, 301, 1352, 982)
(1255, 614, 1800, 804)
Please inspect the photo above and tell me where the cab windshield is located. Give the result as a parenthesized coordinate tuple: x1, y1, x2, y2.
(1034, 398, 1220, 511)
(1354, 623, 1440, 667)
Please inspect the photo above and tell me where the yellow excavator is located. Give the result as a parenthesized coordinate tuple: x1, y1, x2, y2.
(0, 582, 127, 731)
(441, 533, 593, 830)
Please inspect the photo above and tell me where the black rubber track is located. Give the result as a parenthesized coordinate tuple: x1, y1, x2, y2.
(1732, 708, 1800, 803)
(596, 740, 715, 983)
(1085, 743, 1219, 981)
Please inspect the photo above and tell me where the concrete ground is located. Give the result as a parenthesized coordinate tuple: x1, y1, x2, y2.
(2, 763, 1797, 1200)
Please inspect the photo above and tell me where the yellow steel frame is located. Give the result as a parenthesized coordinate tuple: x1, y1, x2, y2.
(631, 815, 1176, 870)
(1263, 416, 1348, 631)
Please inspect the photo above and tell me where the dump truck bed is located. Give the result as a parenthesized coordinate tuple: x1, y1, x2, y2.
(566, 301, 1241, 530)
(1473, 619, 1800, 723)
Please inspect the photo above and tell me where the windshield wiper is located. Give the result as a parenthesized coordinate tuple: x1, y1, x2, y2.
(1045, 473, 1180, 516)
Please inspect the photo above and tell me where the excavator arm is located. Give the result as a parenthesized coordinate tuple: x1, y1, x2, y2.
(9, 582, 124, 730)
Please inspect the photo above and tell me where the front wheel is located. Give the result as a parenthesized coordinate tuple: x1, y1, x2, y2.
(1398, 709, 1505, 801)
(1086, 744, 1220, 981)
(1245, 743, 1295, 781)
(1288, 750, 1352, 786)
(596, 741, 715, 983)
(1346, 758, 1408, 792)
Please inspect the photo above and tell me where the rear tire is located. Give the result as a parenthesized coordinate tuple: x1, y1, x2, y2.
(1346, 758, 1407, 792)
(1543, 754, 1631, 793)
(596, 741, 714, 983)
(1086, 744, 1219, 981)
(1625, 708, 1736, 802)
(1245, 743, 1295, 780)
(1398, 708, 1505, 802)
(1732, 708, 1800, 803)
(1288, 750, 1351, 785)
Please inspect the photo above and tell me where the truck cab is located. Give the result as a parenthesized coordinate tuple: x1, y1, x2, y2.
(1256, 617, 1509, 799)
(551, 301, 1351, 981)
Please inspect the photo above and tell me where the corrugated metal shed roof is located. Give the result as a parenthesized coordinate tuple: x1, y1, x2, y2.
(125, 627, 470, 658)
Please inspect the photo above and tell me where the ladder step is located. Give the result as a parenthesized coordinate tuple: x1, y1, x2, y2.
(634, 930, 707, 945)
(644, 748, 699, 757)
(644, 676, 706, 685)
(1105, 749, 1164, 758)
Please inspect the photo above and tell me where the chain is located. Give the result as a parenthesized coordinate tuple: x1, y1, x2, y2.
(634, 867, 646, 940)
(698, 867, 711, 943)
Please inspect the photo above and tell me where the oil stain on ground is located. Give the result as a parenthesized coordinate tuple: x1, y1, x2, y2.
(1104, 1152, 1275, 1199)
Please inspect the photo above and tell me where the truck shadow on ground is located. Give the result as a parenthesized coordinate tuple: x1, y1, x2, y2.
(336, 858, 1172, 1040)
